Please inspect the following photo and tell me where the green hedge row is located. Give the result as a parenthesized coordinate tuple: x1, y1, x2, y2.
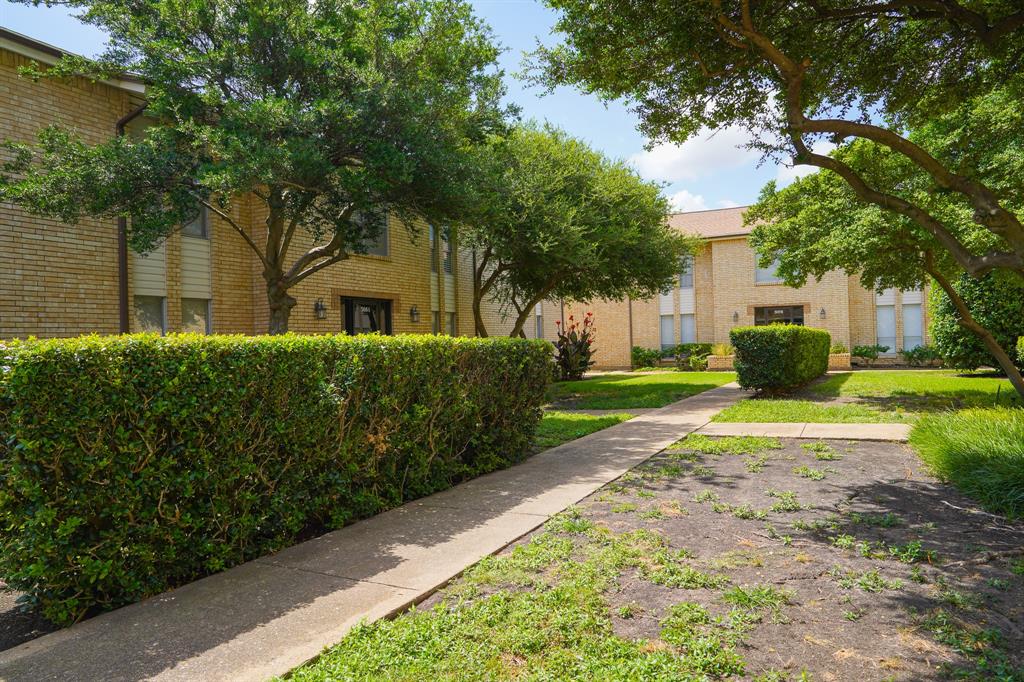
(730, 325, 830, 392)
(0, 334, 552, 625)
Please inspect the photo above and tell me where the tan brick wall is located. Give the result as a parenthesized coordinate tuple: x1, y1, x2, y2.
(0, 47, 133, 338)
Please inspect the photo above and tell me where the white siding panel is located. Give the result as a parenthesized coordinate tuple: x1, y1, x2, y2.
(181, 237, 212, 298)
(658, 291, 674, 315)
(444, 273, 455, 311)
(875, 287, 897, 305)
(132, 243, 167, 296)
(679, 288, 695, 314)
(901, 289, 923, 304)
(430, 278, 439, 310)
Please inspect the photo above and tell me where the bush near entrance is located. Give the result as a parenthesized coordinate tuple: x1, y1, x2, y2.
(0, 334, 551, 625)
(731, 326, 830, 393)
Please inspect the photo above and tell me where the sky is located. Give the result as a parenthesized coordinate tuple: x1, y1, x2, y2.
(0, 0, 811, 211)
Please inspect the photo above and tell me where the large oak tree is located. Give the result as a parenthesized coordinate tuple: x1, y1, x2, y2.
(1, 0, 508, 333)
(462, 125, 698, 337)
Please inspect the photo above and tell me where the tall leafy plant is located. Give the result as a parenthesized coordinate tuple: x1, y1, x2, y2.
(554, 312, 596, 381)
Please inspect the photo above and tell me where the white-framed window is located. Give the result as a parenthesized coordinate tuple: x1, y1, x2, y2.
(429, 225, 438, 272)
(182, 205, 210, 239)
(755, 255, 783, 284)
(133, 295, 166, 334)
(679, 256, 694, 289)
(181, 298, 212, 334)
(876, 305, 896, 354)
(442, 229, 453, 274)
(660, 314, 675, 350)
(534, 303, 543, 339)
(903, 303, 923, 351)
(681, 313, 696, 344)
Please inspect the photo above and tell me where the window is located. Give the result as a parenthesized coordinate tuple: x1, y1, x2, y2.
(902, 303, 923, 351)
(679, 256, 694, 289)
(181, 298, 211, 334)
(356, 210, 389, 257)
(343, 298, 392, 335)
(429, 225, 438, 273)
(432, 311, 440, 334)
(447, 312, 457, 336)
(681, 313, 696, 343)
(876, 304, 896, 354)
(133, 295, 166, 333)
(535, 303, 543, 339)
(442, 228, 453, 274)
(755, 256, 783, 284)
(754, 306, 804, 326)
(660, 314, 675, 350)
(182, 205, 209, 239)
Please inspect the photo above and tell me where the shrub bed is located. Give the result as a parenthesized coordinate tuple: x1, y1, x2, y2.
(730, 325, 830, 392)
(0, 334, 551, 625)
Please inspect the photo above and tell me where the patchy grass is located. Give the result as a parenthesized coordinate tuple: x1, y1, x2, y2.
(535, 411, 632, 449)
(812, 371, 1018, 410)
(668, 434, 783, 456)
(910, 407, 1024, 520)
(713, 398, 905, 423)
(546, 371, 735, 410)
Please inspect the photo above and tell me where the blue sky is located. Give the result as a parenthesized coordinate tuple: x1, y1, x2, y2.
(1, 0, 807, 210)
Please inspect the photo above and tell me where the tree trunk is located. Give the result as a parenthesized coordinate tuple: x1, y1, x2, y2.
(266, 280, 296, 335)
(927, 256, 1024, 399)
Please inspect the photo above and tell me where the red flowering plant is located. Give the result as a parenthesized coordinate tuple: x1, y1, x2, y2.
(554, 312, 596, 380)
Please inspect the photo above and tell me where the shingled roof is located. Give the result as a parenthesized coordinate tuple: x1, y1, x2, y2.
(668, 206, 755, 240)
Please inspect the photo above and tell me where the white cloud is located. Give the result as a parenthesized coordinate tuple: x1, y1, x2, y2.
(717, 199, 740, 208)
(668, 190, 709, 212)
(629, 126, 760, 183)
(775, 141, 837, 186)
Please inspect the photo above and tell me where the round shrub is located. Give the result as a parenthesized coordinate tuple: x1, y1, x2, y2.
(730, 325, 830, 393)
(0, 334, 552, 625)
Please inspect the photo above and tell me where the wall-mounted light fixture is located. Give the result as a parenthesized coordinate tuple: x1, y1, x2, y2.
(409, 305, 420, 323)
(732, 311, 739, 323)
(819, 307, 827, 320)
(313, 298, 327, 320)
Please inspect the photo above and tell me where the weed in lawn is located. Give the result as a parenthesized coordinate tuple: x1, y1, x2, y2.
(640, 509, 665, 520)
(765, 489, 804, 512)
(830, 566, 903, 592)
(1011, 559, 1024, 576)
(802, 441, 842, 461)
(843, 608, 866, 621)
(694, 490, 720, 504)
(730, 504, 768, 520)
(635, 490, 656, 499)
(987, 577, 1010, 591)
(920, 609, 1024, 680)
(888, 540, 935, 564)
(545, 507, 594, 535)
(910, 566, 928, 584)
(764, 523, 793, 546)
(723, 585, 792, 615)
(692, 465, 715, 477)
(711, 551, 765, 570)
(849, 512, 902, 528)
(672, 434, 783, 456)
(612, 503, 637, 514)
(658, 603, 747, 678)
(617, 602, 640, 619)
(744, 455, 768, 473)
(641, 550, 730, 589)
(831, 534, 856, 550)
(793, 465, 828, 480)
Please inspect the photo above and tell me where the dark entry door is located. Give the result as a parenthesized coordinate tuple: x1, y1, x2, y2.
(343, 298, 393, 335)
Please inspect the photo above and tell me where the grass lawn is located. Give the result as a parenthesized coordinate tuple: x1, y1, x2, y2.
(285, 436, 1024, 681)
(713, 370, 1017, 424)
(535, 411, 633, 449)
(911, 407, 1024, 519)
(547, 371, 735, 410)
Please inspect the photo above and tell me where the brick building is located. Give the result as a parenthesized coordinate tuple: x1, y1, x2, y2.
(527, 207, 929, 369)
(0, 29, 515, 340)
(2, 29, 926, 363)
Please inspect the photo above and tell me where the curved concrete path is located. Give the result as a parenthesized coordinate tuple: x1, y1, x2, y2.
(0, 384, 744, 682)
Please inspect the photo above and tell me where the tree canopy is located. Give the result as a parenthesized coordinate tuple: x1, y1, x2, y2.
(535, 0, 1024, 284)
(462, 124, 698, 337)
(1, 0, 509, 332)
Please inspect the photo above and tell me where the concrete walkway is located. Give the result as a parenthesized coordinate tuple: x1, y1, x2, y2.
(696, 421, 912, 441)
(0, 384, 744, 682)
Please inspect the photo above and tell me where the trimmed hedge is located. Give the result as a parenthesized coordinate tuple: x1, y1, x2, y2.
(0, 334, 551, 625)
(730, 325, 830, 392)
(631, 346, 662, 369)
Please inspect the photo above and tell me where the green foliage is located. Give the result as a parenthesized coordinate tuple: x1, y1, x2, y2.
(665, 343, 714, 359)
(829, 341, 848, 354)
(0, 0, 508, 332)
(534, 411, 631, 450)
(930, 273, 1024, 372)
(852, 344, 889, 365)
(730, 326, 830, 393)
(554, 312, 596, 380)
(631, 346, 662, 369)
(714, 398, 901, 424)
(671, 434, 782, 456)
(910, 408, 1024, 520)
(0, 334, 551, 624)
(546, 371, 735, 410)
(464, 124, 699, 336)
(1019, 336, 1024, 365)
(686, 354, 708, 371)
(711, 343, 734, 356)
(900, 345, 942, 367)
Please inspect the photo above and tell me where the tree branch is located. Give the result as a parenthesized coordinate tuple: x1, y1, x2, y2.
(199, 197, 270, 269)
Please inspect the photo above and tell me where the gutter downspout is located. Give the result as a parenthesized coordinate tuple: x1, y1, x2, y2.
(627, 296, 634, 365)
(115, 104, 147, 333)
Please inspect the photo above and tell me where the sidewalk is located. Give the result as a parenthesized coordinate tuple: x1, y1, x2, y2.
(695, 421, 912, 441)
(0, 384, 744, 682)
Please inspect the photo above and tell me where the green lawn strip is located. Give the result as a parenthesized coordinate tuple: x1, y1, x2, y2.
(712, 399, 906, 423)
(910, 407, 1024, 520)
(535, 411, 633, 449)
(811, 371, 1017, 410)
(284, 511, 785, 681)
(546, 372, 735, 410)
